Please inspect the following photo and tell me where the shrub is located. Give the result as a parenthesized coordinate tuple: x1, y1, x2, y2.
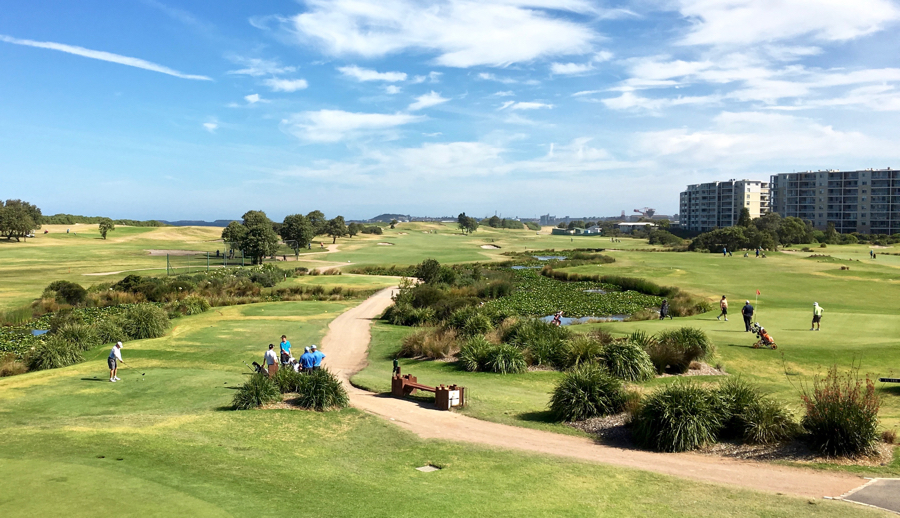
(399, 328, 459, 359)
(55, 323, 99, 351)
(95, 318, 126, 344)
(601, 341, 655, 382)
(272, 367, 305, 394)
(44, 280, 88, 306)
(0, 353, 27, 377)
(564, 335, 604, 369)
(506, 319, 570, 368)
(446, 307, 493, 337)
(294, 369, 349, 410)
(550, 364, 626, 421)
(739, 397, 800, 445)
(483, 343, 527, 374)
(27, 337, 84, 371)
(713, 377, 760, 438)
(883, 429, 897, 445)
(232, 373, 281, 410)
(478, 280, 513, 299)
(801, 366, 880, 457)
(383, 303, 435, 326)
(459, 336, 493, 372)
(647, 327, 713, 374)
(169, 295, 211, 316)
(632, 382, 724, 452)
(121, 304, 170, 340)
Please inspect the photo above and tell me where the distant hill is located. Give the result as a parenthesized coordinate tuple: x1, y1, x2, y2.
(369, 213, 411, 223)
(157, 219, 237, 227)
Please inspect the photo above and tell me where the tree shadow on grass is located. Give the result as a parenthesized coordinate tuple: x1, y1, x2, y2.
(516, 410, 556, 424)
(80, 378, 108, 382)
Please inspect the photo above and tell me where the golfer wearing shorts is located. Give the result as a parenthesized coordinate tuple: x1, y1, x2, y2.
(716, 296, 728, 321)
(811, 302, 824, 331)
(108, 341, 125, 382)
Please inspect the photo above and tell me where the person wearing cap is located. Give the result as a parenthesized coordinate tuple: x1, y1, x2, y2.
(108, 341, 126, 382)
(741, 300, 754, 332)
(811, 302, 824, 331)
(310, 344, 326, 371)
(264, 344, 279, 377)
(716, 296, 728, 321)
(300, 346, 315, 373)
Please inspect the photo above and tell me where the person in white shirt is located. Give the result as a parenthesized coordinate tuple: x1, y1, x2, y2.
(264, 344, 279, 377)
(108, 341, 126, 382)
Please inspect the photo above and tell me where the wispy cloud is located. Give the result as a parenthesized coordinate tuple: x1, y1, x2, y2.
(550, 62, 594, 75)
(203, 121, 218, 133)
(227, 56, 296, 77)
(492, 91, 515, 97)
(408, 91, 450, 111)
(281, 109, 425, 142)
(338, 65, 407, 82)
(478, 72, 518, 84)
(264, 78, 309, 92)
(0, 34, 211, 80)
(499, 101, 554, 111)
(245, 93, 268, 104)
(290, 0, 599, 68)
(385, 85, 402, 94)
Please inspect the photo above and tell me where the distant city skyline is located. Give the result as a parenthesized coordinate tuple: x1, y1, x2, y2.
(3, 1, 900, 220)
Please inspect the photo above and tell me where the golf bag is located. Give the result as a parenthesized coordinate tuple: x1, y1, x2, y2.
(749, 322, 777, 350)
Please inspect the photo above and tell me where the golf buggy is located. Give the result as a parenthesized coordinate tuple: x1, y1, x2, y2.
(749, 322, 777, 350)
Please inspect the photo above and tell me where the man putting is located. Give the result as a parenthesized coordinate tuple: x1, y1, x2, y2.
(108, 341, 126, 382)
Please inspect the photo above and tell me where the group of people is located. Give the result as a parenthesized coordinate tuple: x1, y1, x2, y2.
(716, 295, 825, 331)
(263, 335, 326, 376)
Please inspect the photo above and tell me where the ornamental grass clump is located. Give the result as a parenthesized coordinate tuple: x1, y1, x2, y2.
(647, 327, 713, 374)
(168, 295, 211, 316)
(564, 335, 605, 369)
(293, 369, 349, 411)
(506, 319, 570, 368)
(801, 365, 880, 457)
(95, 318, 126, 345)
(458, 336, 493, 372)
(232, 373, 280, 410)
(483, 343, 527, 374)
(550, 363, 626, 422)
(399, 328, 459, 359)
(55, 322, 99, 351)
(26, 336, 84, 371)
(713, 377, 760, 439)
(122, 303, 170, 340)
(739, 397, 800, 445)
(601, 340, 655, 382)
(272, 366, 304, 394)
(631, 382, 724, 452)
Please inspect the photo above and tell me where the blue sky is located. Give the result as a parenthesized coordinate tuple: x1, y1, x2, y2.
(2, 0, 900, 221)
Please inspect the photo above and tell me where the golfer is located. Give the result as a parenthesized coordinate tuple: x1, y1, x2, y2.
(659, 299, 671, 320)
(716, 296, 728, 321)
(264, 344, 278, 377)
(280, 335, 292, 363)
(741, 300, 754, 332)
(300, 346, 315, 373)
(108, 341, 125, 382)
(311, 344, 326, 370)
(811, 302, 824, 331)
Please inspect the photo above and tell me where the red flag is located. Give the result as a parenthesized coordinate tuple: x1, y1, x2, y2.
(756, 290, 760, 295)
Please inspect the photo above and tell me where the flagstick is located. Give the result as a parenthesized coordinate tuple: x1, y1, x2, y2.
(755, 291, 759, 322)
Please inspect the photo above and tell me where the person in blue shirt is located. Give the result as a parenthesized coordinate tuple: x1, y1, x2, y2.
(310, 344, 326, 370)
(279, 335, 292, 363)
(299, 346, 315, 373)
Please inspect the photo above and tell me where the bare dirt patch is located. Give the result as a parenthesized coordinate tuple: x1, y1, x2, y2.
(658, 362, 727, 377)
(377, 242, 395, 246)
(146, 249, 207, 256)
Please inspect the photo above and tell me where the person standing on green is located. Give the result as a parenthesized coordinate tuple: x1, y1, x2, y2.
(811, 302, 824, 331)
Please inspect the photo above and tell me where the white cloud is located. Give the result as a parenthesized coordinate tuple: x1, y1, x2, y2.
(478, 72, 518, 84)
(572, 89, 602, 97)
(385, 85, 402, 94)
(227, 56, 296, 76)
(0, 34, 211, 80)
(500, 101, 554, 110)
(263, 78, 309, 92)
(677, 0, 900, 46)
(245, 93, 263, 104)
(550, 62, 594, 75)
(281, 109, 425, 142)
(203, 121, 218, 133)
(602, 92, 721, 112)
(290, 0, 598, 67)
(408, 91, 450, 110)
(492, 91, 515, 97)
(338, 65, 407, 82)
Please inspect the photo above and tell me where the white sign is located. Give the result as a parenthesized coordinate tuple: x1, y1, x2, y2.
(448, 390, 461, 407)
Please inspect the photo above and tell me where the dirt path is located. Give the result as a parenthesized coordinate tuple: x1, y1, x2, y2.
(321, 288, 868, 500)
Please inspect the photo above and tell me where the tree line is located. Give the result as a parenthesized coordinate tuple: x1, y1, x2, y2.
(222, 210, 384, 264)
(0, 199, 42, 241)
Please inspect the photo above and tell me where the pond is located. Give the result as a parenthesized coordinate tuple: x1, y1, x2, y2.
(540, 314, 628, 325)
(31, 329, 49, 336)
(583, 289, 607, 294)
(534, 255, 567, 261)
(511, 265, 542, 270)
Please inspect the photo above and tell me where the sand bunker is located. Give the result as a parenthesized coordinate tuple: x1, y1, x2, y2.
(398, 232, 409, 235)
(377, 242, 395, 246)
(480, 244, 500, 249)
(146, 249, 207, 256)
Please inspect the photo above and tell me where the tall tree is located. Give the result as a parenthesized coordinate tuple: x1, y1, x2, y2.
(389, 219, 398, 229)
(457, 212, 470, 234)
(778, 216, 812, 246)
(347, 222, 361, 237)
(240, 210, 280, 264)
(737, 207, 752, 227)
(98, 217, 115, 239)
(306, 210, 327, 236)
(325, 216, 348, 244)
(0, 200, 41, 242)
(280, 214, 315, 256)
(221, 221, 247, 252)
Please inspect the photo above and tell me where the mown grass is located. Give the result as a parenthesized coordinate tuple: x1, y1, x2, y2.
(1, 301, 881, 517)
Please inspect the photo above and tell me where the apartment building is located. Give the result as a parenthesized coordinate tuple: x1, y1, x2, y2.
(770, 169, 900, 234)
(679, 180, 769, 232)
